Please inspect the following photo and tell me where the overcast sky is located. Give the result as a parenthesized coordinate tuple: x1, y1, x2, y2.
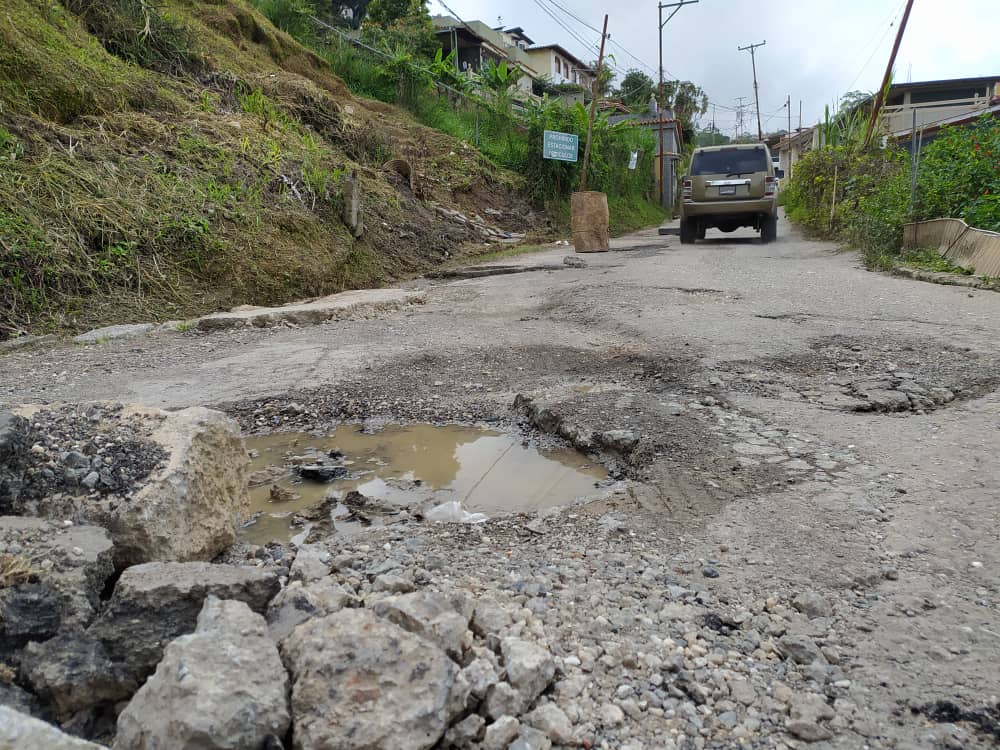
(431, 0, 1000, 136)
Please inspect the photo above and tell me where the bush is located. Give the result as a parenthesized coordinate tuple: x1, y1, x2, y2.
(784, 115, 1000, 269)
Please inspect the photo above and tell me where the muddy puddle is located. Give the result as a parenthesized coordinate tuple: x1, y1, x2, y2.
(241, 424, 607, 544)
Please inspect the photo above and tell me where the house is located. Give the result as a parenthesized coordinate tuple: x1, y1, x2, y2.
(523, 44, 595, 91)
(431, 16, 539, 96)
(431, 17, 596, 100)
(771, 126, 816, 183)
(882, 75, 1000, 139)
(608, 101, 683, 208)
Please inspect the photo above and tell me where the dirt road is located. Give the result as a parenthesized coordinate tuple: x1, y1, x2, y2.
(3, 216, 999, 748)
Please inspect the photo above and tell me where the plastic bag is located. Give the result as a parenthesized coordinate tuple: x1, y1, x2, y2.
(424, 501, 488, 524)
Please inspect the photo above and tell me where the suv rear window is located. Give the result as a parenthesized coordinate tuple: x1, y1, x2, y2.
(691, 148, 769, 176)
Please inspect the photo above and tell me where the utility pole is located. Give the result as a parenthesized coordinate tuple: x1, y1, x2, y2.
(863, 0, 915, 149)
(580, 14, 609, 192)
(658, 0, 699, 207)
(734, 97, 747, 140)
(786, 94, 791, 175)
(711, 104, 716, 145)
(738, 40, 766, 141)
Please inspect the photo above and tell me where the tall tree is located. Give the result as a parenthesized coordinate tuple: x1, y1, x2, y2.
(664, 80, 708, 143)
(617, 69, 655, 110)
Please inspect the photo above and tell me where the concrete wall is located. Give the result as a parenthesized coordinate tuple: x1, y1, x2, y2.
(903, 219, 1000, 277)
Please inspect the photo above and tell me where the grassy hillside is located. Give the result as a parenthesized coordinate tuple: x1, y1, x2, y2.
(0, 0, 534, 338)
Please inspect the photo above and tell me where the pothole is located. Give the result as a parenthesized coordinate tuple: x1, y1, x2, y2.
(241, 424, 608, 544)
(719, 336, 1000, 413)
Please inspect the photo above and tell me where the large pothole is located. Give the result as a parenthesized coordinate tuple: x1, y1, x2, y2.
(240, 424, 609, 544)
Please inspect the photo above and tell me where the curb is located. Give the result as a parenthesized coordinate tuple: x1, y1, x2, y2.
(891, 265, 998, 292)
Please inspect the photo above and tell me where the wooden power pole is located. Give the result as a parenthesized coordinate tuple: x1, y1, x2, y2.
(863, 0, 916, 149)
(579, 14, 608, 192)
(738, 40, 766, 141)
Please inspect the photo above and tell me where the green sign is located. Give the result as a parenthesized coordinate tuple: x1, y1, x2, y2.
(542, 130, 579, 162)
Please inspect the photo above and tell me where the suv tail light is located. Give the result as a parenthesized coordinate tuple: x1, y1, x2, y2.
(682, 178, 692, 198)
(765, 176, 777, 196)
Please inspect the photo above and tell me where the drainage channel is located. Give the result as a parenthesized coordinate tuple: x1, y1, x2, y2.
(241, 424, 608, 545)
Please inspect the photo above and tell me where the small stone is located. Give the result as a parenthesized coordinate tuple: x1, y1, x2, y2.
(597, 703, 625, 726)
(702, 567, 720, 579)
(444, 714, 485, 747)
(483, 715, 521, 750)
(792, 592, 832, 619)
(509, 726, 553, 750)
(786, 719, 834, 742)
(525, 703, 574, 744)
(81, 471, 100, 489)
(373, 573, 415, 593)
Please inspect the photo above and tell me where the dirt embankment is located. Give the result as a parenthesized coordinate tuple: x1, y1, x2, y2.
(0, 0, 545, 340)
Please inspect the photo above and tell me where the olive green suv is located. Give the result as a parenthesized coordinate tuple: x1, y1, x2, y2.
(679, 143, 782, 243)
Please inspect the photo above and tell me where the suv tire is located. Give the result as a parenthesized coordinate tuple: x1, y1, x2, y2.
(761, 214, 777, 243)
(680, 217, 697, 244)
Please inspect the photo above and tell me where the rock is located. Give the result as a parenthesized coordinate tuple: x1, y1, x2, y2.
(510, 726, 553, 750)
(90, 562, 279, 682)
(786, 719, 834, 742)
(0, 517, 114, 642)
(373, 572, 416, 593)
(702, 566, 720, 578)
(73, 323, 155, 344)
(83, 407, 250, 566)
(266, 578, 357, 643)
(0, 681, 39, 715)
(792, 592, 832, 619)
(295, 464, 348, 482)
(21, 630, 135, 719)
(500, 638, 556, 712)
(483, 681, 523, 720)
(281, 608, 455, 750)
(778, 634, 825, 665)
(729, 677, 757, 706)
(597, 703, 625, 726)
(0, 705, 106, 749)
(483, 715, 521, 750)
(460, 657, 499, 700)
(0, 583, 64, 655)
(471, 601, 513, 638)
(0, 334, 56, 353)
(444, 714, 485, 747)
(563, 255, 587, 268)
(114, 597, 290, 750)
(600, 430, 639, 453)
(0, 412, 27, 517)
(525, 703, 574, 744)
(372, 590, 473, 660)
(289, 544, 331, 583)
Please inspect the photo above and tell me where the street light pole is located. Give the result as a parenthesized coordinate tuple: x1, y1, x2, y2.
(658, 0, 698, 208)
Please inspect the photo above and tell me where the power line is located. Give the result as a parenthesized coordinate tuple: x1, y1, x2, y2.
(843, 0, 909, 94)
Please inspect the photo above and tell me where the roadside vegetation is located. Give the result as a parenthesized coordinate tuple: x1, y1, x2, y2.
(250, 0, 667, 230)
(783, 106, 1000, 270)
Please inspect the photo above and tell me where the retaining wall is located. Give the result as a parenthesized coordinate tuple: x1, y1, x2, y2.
(903, 218, 1000, 277)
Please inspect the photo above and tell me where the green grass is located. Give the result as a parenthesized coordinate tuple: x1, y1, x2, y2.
(899, 248, 974, 275)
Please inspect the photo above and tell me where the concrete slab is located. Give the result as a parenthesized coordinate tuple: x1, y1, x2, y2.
(195, 288, 426, 332)
(0, 335, 57, 353)
(73, 324, 155, 344)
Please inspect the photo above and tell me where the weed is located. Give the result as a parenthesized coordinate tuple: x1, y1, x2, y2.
(60, 0, 200, 74)
(899, 248, 973, 275)
(0, 554, 36, 588)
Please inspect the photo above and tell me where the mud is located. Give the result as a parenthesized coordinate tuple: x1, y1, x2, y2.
(240, 424, 607, 544)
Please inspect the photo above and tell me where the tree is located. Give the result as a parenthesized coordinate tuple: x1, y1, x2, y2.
(589, 58, 614, 98)
(617, 69, 655, 110)
(364, 0, 410, 25)
(838, 90, 872, 115)
(663, 80, 708, 144)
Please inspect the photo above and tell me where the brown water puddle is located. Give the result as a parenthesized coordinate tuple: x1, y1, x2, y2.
(241, 424, 607, 544)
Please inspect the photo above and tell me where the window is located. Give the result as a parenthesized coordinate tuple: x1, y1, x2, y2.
(556, 57, 562, 75)
(690, 147, 769, 176)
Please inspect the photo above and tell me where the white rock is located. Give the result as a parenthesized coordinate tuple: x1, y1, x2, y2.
(114, 597, 289, 750)
(0, 706, 105, 749)
(483, 715, 521, 750)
